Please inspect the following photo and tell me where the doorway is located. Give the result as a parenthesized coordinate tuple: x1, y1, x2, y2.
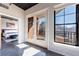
(0, 15, 19, 56)
(27, 10, 48, 48)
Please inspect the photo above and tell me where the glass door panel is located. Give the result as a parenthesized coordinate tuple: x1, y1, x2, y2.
(28, 17, 34, 40)
(36, 16, 47, 40)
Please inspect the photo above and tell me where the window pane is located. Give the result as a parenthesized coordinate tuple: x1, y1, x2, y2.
(56, 16, 64, 24)
(64, 24, 76, 45)
(65, 14, 76, 23)
(36, 16, 47, 40)
(65, 5, 76, 14)
(56, 9, 64, 16)
(55, 25, 65, 43)
(28, 17, 34, 39)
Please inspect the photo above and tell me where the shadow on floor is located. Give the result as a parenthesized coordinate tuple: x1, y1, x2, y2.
(1, 41, 63, 56)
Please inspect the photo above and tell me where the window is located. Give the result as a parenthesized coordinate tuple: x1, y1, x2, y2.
(56, 16, 64, 24)
(55, 5, 77, 46)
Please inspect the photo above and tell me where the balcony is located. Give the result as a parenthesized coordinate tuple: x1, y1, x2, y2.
(55, 31, 76, 45)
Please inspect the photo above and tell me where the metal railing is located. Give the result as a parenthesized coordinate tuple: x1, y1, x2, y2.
(56, 31, 76, 45)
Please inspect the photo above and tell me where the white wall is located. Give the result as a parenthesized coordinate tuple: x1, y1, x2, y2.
(1, 18, 7, 29)
(0, 4, 25, 43)
(25, 3, 79, 56)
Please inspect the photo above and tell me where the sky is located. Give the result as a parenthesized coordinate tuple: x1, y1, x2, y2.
(56, 5, 76, 28)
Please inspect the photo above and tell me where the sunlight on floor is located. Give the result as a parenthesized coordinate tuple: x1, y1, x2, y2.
(22, 47, 41, 56)
(16, 43, 29, 49)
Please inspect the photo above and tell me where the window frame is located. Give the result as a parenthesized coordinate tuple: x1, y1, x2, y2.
(54, 5, 78, 46)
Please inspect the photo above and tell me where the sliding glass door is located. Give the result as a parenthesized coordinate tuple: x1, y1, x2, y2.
(28, 17, 34, 40)
(36, 15, 47, 40)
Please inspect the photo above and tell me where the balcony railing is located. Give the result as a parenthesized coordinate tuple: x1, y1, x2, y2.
(56, 31, 76, 45)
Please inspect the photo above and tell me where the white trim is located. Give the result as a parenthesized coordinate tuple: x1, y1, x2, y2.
(0, 12, 19, 20)
(54, 3, 76, 11)
(26, 8, 48, 18)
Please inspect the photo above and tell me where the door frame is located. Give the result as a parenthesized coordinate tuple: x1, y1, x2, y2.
(0, 13, 19, 49)
(0, 16, 1, 49)
(25, 8, 48, 48)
